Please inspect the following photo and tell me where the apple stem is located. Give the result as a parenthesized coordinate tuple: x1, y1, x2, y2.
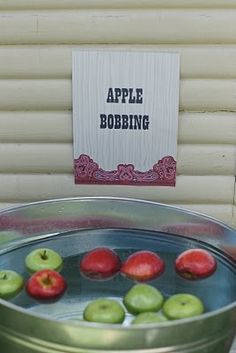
(41, 250, 48, 260)
(42, 274, 52, 286)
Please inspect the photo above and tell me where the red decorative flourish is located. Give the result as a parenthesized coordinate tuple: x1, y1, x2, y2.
(74, 154, 176, 186)
(153, 156, 176, 181)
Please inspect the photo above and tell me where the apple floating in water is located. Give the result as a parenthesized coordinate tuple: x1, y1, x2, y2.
(163, 293, 204, 320)
(132, 312, 169, 325)
(120, 250, 165, 282)
(80, 247, 121, 280)
(123, 283, 164, 315)
(25, 248, 63, 274)
(0, 270, 24, 299)
(175, 248, 217, 280)
(83, 298, 125, 324)
(26, 269, 67, 300)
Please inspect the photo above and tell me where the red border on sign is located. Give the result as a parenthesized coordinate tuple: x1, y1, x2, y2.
(74, 154, 176, 186)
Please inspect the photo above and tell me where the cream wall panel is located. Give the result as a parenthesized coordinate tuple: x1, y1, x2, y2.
(0, 111, 71, 143)
(0, 143, 234, 175)
(0, 111, 235, 145)
(179, 112, 236, 144)
(1, 79, 236, 112)
(180, 79, 236, 111)
(0, 79, 70, 111)
(0, 174, 233, 204)
(0, 144, 73, 173)
(2, 45, 236, 79)
(177, 145, 236, 175)
(1, 10, 236, 45)
(1, 0, 236, 10)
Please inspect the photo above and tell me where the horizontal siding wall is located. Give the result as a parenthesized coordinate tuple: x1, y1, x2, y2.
(1, 45, 236, 79)
(0, 111, 235, 144)
(0, 1, 235, 228)
(0, 144, 235, 175)
(1, 1, 236, 10)
(1, 10, 236, 45)
(1, 78, 236, 111)
(0, 175, 233, 203)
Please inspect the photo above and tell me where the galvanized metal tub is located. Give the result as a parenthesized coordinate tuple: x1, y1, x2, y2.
(0, 197, 235, 353)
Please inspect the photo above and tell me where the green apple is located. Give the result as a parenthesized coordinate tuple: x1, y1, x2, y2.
(132, 312, 169, 325)
(83, 298, 125, 324)
(25, 248, 63, 273)
(163, 293, 204, 320)
(0, 270, 24, 299)
(123, 284, 164, 315)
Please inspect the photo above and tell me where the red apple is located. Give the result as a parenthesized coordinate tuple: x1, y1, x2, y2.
(26, 269, 67, 300)
(175, 248, 217, 280)
(80, 247, 121, 280)
(120, 250, 165, 282)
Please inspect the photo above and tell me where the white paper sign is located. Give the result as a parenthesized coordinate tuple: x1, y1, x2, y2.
(72, 50, 180, 186)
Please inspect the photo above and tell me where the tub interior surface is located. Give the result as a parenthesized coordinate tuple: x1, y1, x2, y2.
(0, 228, 236, 324)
